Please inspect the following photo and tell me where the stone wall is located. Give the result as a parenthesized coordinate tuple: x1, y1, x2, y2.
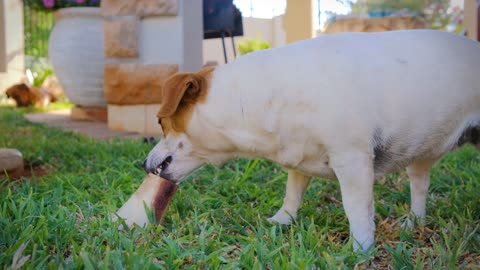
(101, 0, 202, 134)
(323, 16, 426, 34)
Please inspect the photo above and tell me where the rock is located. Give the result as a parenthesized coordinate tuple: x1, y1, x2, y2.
(0, 148, 24, 172)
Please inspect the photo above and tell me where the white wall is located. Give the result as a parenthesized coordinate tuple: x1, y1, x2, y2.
(0, 0, 24, 93)
(272, 16, 286, 48)
(140, 0, 203, 72)
(203, 16, 286, 65)
(140, 16, 183, 65)
(0, 0, 5, 72)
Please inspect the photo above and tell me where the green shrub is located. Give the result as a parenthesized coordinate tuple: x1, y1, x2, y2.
(238, 37, 271, 56)
(29, 67, 54, 87)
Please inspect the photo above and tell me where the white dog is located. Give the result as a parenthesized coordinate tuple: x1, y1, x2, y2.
(134, 30, 480, 251)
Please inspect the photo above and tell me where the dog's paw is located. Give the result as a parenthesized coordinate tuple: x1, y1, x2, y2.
(267, 208, 295, 225)
(353, 238, 375, 252)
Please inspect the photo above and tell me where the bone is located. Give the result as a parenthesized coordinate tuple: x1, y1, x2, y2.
(113, 173, 178, 228)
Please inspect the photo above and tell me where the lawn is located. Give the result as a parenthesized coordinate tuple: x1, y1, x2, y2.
(0, 105, 479, 269)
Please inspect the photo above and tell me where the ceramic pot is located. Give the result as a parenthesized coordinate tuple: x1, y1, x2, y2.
(48, 7, 105, 107)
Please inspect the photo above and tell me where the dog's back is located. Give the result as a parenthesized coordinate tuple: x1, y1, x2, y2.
(208, 30, 480, 177)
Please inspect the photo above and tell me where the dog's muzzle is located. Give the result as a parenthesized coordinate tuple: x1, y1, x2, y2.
(143, 155, 173, 180)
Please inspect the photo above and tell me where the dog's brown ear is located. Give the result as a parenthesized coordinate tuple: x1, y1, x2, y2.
(157, 73, 203, 118)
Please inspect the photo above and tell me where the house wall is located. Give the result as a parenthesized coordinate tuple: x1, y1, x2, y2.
(202, 0, 316, 65)
(202, 16, 286, 65)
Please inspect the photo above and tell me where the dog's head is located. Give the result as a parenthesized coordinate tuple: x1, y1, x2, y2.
(144, 66, 220, 182)
(5, 83, 35, 107)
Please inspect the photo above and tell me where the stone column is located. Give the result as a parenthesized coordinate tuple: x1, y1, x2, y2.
(283, 0, 315, 43)
(182, 0, 203, 72)
(102, 0, 203, 134)
(465, 0, 479, 41)
(0, 0, 24, 93)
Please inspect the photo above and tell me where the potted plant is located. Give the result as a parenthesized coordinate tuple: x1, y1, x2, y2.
(28, 0, 106, 107)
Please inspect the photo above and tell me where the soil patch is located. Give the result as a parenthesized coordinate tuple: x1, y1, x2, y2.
(1, 162, 54, 182)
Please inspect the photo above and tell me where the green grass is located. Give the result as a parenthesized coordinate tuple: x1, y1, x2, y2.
(0, 105, 479, 269)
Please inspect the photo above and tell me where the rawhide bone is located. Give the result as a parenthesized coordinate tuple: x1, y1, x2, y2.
(114, 173, 178, 228)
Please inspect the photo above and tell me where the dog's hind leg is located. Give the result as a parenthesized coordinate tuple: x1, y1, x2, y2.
(268, 170, 310, 225)
(405, 159, 437, 227)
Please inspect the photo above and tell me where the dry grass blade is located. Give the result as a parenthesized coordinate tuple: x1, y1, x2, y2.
(10, 241, 31, 270)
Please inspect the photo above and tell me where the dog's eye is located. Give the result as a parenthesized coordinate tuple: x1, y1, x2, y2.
(158, 118, 162, 125)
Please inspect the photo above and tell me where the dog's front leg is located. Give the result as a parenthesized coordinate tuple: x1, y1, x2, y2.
(268, 170, 310, 225)
(331, 152, 375, 251)
(405, 159, 436, 227)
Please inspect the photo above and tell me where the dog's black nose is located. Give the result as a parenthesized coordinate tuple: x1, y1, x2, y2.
(142, 159, 148, 173)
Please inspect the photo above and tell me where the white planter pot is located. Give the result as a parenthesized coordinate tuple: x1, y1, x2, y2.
(48, 7, 105, 107)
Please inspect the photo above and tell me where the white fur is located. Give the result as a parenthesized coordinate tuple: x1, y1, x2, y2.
(268, 170, 310, 225)
(142, 30, 480, 251)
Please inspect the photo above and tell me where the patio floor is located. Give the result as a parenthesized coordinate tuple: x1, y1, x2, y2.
(25, 109, 146, 140)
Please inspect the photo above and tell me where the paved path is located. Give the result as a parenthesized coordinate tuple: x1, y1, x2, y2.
(25, 110, 146, 140)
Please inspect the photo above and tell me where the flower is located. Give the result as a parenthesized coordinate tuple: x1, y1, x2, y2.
(42, 0, 55, 8)
(31, 0, 101, 11)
